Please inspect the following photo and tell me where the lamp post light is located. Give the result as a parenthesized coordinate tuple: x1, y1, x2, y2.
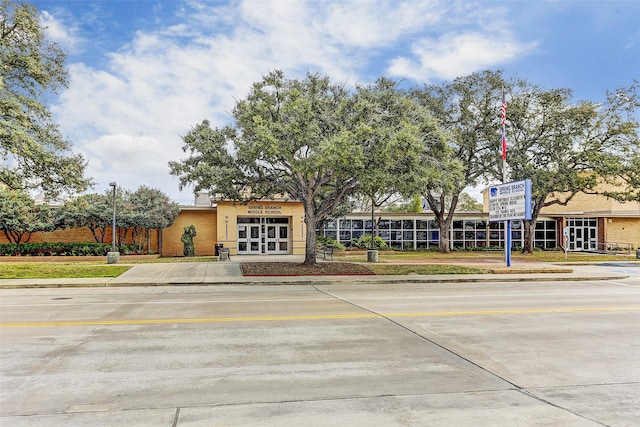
(107, 182, 120, 264)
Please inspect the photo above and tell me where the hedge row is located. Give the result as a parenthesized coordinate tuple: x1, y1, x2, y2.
(0, 242, 140, 257)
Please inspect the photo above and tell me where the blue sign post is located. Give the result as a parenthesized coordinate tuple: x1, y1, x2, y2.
(488, 180, 533, 267)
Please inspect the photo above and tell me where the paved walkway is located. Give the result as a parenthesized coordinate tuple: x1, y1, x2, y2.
(1, 255, 636, 289)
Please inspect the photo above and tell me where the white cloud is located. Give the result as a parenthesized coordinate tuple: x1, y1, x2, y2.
(388, 32, 538, 82)
(40, 10, 82, 53)
(47, 0, 536, 204)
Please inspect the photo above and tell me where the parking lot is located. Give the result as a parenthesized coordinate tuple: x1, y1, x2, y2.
(1, 276, 639, 426)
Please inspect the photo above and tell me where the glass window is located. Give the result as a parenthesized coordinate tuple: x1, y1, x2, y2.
(266, 218, 288, 224)
(403, 220, 414, 230)
(464, 220, 475, 229)
(378, 219, 390, 229)
(403, 231, 414, 240)
(453, 220, 463, 229)
(339, 219, 351, 229)
(340, 231, 351, 241)
(238, 217, 261, 224)
(390, 220, 402, 229)
(325, 220, 336, 230)
(352, 220, 363, 229)
(416, 231, 427, 240)
(416, 220, 429, 230)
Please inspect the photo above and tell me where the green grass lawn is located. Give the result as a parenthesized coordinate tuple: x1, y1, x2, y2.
(1, 251, 634, 279)
(335, 250, 635, 263)
(0, 263, 132, 279)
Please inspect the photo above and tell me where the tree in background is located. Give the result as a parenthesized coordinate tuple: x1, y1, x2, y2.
(412, 70, 504, 252)
(0, 188, 55, 243)
(0, 0, 91, 198)
(455, 192, 484, 212)
(590, 83, 640, 203)
(503, 82, 639, 253)
(353, 78, 446, 248)
(127, 186, 180, 252)
(58, 193, 113, 243)
(58, 186, 180, 251)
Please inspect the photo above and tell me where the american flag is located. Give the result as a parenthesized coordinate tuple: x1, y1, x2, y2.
(500, 91, 507, 161)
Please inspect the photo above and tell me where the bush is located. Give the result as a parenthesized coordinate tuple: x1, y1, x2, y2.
(316, 235, 345, 251)
(0, 242, 141, 256)
(350, 234, 389, 250)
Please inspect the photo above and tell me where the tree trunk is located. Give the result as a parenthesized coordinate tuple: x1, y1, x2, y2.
(438, 216, 451, 253)
(522, 200, 544, 254)
(303, 209, 317, 265)
(522, 219, 535, 254)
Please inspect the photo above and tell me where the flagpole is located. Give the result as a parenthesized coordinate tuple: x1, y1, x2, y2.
(501, 88, 511, 267)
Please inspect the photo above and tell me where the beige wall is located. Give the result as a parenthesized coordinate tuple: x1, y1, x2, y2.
(604, 218, 640, 250)
(216, 200, 305, 255)
(482, 181, 640, 250)
(161, 209, 217, 257)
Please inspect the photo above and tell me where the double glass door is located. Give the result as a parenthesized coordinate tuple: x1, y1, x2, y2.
(237, 218, 290, 255)
(567, 218, 597, 251)
(266, 225, 289, 254)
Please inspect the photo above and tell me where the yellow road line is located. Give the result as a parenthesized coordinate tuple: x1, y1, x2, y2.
(1, 306, 639, 328)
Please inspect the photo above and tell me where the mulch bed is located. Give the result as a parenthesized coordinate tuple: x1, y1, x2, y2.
(241, 262, 375, 276)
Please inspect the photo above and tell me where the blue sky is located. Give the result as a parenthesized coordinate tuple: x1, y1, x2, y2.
(31, 0, 640, 204)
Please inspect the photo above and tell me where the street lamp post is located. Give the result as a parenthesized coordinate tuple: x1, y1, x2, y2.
(107, 182, 119, 264)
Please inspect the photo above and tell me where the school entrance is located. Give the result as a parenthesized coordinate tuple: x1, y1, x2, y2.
(566, 218, 598, 251)
(237, 217, 290, 255)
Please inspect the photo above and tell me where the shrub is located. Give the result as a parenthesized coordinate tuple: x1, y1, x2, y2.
(350, 234, 389, 250)
(0, 242, 141, 256)
(316, 235, 345, 251)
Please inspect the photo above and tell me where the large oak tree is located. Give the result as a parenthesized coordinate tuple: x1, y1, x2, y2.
(170, 71, 444, 264)
(1, 0, 91, 198)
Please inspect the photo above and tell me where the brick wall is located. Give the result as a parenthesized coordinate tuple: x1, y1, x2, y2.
(0, 226, 160, 252)
(161, 209, 217, 257)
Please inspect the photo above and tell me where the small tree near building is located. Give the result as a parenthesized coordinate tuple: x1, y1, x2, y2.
(0, 188, 55, 243)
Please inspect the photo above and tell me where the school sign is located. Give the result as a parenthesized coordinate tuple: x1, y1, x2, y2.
(488, 180, 533, 222)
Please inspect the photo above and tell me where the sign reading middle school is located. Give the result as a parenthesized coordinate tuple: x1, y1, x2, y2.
(488, 180, 533, 222)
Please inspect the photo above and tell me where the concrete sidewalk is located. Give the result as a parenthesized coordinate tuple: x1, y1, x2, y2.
(0, 255, 634, 289)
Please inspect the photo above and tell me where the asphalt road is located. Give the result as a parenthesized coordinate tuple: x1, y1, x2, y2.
(1, 276, 639, 426)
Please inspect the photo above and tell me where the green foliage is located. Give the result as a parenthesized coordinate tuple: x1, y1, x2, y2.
(315, 235, 345, 251)
(456, 192, 483, 211)
(505, 81, 639, 252)
(0, 242, 139, 256)
(383, 196, 423, 212)
(0, 0, 91, 198)
(354, 78, 446, 213)
(58, 193, 112, 242)
(0, 188, 55, 243)
(58, 186, 180, 251)
(412, 70, 505, 252)
(350, 234, 389, 250)
(0, 263, 131, 279)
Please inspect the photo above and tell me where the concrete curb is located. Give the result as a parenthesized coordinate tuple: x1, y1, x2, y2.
(0, 274, 629, 289)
